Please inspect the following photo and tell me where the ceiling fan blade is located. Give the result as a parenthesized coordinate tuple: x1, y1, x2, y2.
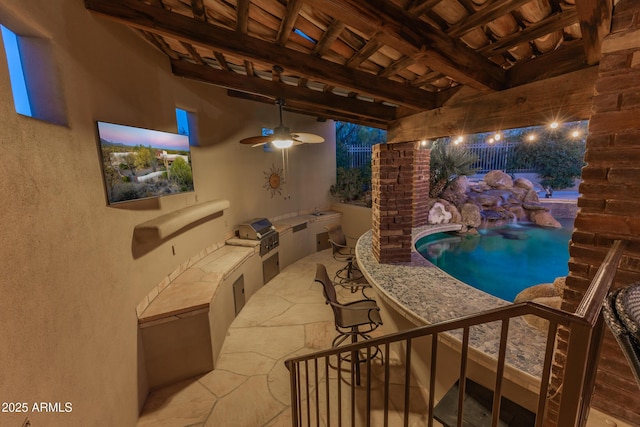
(251, 142, 268, 148)
(292, 132, 324, 143)
(239, 135, 272, 145)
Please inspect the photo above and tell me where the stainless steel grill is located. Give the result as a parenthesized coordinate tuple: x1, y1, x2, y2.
(238, 218, 279, 256)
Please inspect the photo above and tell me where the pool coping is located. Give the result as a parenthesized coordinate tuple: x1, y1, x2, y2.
(356, 224, 548, 392)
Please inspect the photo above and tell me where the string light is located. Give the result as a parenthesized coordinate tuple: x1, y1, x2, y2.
(527, 134, 536, 142)
(494, 132, 502, 141)
(550, 122, 559, 129)
(571, 130, 580, 138)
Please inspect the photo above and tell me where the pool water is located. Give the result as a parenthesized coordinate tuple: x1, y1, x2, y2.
(415, 219, 574, 302)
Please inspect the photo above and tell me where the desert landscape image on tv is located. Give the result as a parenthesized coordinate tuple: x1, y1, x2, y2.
(97, 121, 194, 204)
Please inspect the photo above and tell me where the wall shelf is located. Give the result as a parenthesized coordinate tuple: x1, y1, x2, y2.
(134, 199, 230, 243)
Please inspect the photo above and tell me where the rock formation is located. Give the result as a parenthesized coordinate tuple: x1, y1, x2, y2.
(427, 170, 562, 231)
(515, 277, 565, 330)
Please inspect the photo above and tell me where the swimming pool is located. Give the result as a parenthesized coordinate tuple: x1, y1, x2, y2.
(415, 219, 574, 302)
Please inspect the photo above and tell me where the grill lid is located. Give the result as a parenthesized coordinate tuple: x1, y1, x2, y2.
(238, 218, 275, 240)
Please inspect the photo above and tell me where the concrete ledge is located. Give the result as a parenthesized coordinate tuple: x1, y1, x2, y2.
(134, 199, 230, 243)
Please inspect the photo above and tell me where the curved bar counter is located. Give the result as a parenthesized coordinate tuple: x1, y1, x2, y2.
(356, 224, 549, 390)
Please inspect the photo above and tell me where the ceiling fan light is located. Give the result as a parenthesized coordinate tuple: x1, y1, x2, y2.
(272, 138, 294, 149)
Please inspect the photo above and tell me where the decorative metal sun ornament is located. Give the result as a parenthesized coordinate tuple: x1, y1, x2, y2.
(263, 163, 285, 198)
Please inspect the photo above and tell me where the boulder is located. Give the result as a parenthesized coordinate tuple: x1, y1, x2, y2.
(460, 203, 482, 228)
(514, 177, 535, 191)
(428, 202, 453, 224)
(515, 282, 564, 330)
(530, 210, 562, 228)
(523, 189, 540, 203)
(552, 276, 566, 293)
(514, 283, 557, 303)
(484, 170, 513, 189)
(467, 192, 502, 208)
(441, 176, 469, 206)
(524, 296, 563, 331)
(510, 186, 528, 201)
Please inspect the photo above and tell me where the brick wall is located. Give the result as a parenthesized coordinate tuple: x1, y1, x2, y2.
(550, 1, 640, 425)
(371, 142, 428, 263)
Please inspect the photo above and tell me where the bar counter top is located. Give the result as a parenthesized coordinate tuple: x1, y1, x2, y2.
(355, 225, 548, 383)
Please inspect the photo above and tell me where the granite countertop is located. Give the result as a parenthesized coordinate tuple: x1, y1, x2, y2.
(356, 225, 548, 383)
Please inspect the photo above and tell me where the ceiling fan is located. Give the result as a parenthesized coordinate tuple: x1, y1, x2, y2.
(239, 98, 325, 148)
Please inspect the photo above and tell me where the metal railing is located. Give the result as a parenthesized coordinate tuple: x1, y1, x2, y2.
(346, 144, 373, 169)
(285, 240, 627, 427)
(345, 141, 538, 173)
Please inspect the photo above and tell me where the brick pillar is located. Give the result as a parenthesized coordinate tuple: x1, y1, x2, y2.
(372, 142, 428, 263)
(414, 147, 430, 227)
(548, 2, 640, 425)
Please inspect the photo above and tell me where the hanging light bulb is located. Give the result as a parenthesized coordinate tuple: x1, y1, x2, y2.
(271, 125, 294, 149)
(272, 138, 294, 149)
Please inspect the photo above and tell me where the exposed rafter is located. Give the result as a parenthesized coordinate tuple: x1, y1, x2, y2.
(171, 59, 398, 122)
(84, 0, 611, 128)
(85, 0, 437, 111)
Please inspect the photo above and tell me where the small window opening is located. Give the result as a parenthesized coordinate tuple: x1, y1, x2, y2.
(176, 108, 198, 146)
(262, 127, 274, 152)
(1, 25, 32, 116)
(1, 23, 67, 125)
(293, 28, 316, 44)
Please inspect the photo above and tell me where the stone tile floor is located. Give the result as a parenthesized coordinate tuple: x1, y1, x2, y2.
(137, 248, 633, 427)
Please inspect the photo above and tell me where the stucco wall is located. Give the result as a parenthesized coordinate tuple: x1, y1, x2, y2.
(0, 1, 335, 426)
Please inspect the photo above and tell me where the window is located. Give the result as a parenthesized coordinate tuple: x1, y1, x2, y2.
(262, 127, 274, 152)
(1, 23, 67, 125)
(1, 25, 31, 116)
(176, 108, 198, 146)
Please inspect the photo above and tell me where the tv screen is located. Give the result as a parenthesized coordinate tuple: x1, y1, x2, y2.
(96, 121, 194, 205)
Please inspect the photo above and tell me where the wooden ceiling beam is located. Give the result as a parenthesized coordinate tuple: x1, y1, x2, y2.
(507, 40, 588, 87)
(477, 9, 578, 57)
(244, 60, 254, 76)
(407, 0, 443, 17)
(171, 59, 398, 122)
(85, 0, 437, 110)
(312, 19, 346, 57)
(213, 51, 230, 71)
(378, 55, 417, 78)
(236, 0, 250, 33)
(227, 90, 388, 128)
(388, 67, 598, 142)
(180, 41, 205, 65)
(191, 0, 206, 22)
(576, 0, 613, 65)
(312, 0, 506, 91)
(345, 31, 384, 68)
(446, 0, 536, 39)
(277, 0, 304, 45)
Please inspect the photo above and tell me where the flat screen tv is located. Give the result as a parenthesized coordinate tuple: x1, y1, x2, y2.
(96, 121, 194, 205)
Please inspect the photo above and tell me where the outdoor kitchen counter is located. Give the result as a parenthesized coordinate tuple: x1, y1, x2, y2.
(271, 210, 341, 233)
(355, 225, 548, 386)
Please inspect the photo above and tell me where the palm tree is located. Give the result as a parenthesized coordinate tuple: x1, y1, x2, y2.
(429, 141, 478, 198)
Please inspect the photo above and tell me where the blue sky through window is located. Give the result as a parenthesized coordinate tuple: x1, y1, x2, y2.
(1, 25, 32, 117)
(176, 108, 190, 135)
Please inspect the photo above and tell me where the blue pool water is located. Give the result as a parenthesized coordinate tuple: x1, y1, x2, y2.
(415, 219, 574, 302)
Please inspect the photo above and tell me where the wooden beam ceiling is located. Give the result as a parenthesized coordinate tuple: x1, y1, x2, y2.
(85, 0, 437, 111)
(84, 0, 613, 129)
(171, 59, 398, 123)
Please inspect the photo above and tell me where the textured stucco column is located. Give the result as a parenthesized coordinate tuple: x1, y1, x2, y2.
(547, 1, 640, 425)
(371, 142, 428, 263)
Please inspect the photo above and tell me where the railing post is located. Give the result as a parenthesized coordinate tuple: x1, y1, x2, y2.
(554, 322, 594, 427)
